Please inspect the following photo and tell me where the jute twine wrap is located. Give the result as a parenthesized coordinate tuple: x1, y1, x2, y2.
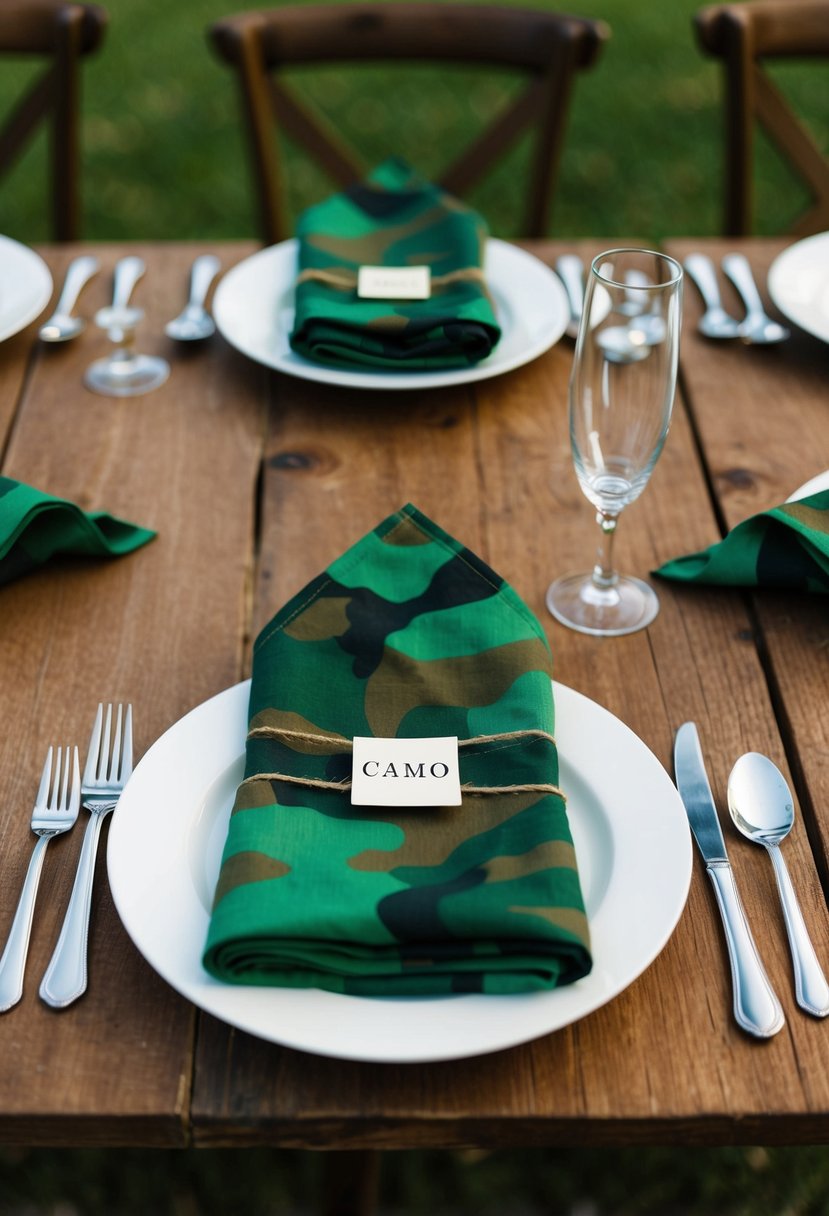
(238, 725, 565, 799)
(295, 266, 487, 293)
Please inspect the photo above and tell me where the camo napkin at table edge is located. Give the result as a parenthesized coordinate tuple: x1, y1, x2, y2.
(202, 503, 592, 996)
(288, 158, 502, 371)
(0, 476, 155, 587)
(654, 490, 829, 591)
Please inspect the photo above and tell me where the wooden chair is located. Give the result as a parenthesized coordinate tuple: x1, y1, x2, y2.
(695, 0, 829, 236)
(0, 0, 107, 241)
(209, 3, 609, 243)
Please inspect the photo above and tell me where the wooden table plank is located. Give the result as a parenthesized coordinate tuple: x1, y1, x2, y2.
(0, 242, 262, 1145)
(191, 241, 829, 1148)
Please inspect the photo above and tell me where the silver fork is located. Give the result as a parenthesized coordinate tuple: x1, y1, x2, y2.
(40, 704, 133, 1008)
(0, 746, 81, 1012)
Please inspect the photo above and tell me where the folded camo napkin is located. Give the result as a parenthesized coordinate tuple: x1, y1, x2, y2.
(203, 504, 591, 996)
(289, 158, 501, 371)
(654, 489, 829, 592)
(0, 476, 155, 587)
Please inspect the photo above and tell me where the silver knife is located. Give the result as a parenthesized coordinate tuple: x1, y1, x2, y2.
(674, 722, 785, 1038)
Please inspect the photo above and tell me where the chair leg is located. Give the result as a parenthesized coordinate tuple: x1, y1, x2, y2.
(322, 1150, 381, 1216)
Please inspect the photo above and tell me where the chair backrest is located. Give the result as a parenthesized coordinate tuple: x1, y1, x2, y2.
(0, 0, 107, 241)
(209, 3, 608, 243)
(695, 0, 829, 236)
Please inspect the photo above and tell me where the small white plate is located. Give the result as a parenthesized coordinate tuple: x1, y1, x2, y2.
(108, 680, 692, 1064)
(768, 232, 829, 344)
(213, 238, 568, 391)
(0, 235, 52, 343)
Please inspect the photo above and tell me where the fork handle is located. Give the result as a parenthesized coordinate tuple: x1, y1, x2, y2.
(0, 835, 51, 1012)
(39, 807, 112, 1008)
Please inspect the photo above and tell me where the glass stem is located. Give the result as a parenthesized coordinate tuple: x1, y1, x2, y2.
(592, 510, 619, 590)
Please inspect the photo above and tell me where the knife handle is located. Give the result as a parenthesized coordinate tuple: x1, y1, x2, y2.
(706, 861, 785, 1038)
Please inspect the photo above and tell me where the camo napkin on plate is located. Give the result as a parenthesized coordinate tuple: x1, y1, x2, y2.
(288, 158, 501, 371)
(203, 505, 591, 996)
(654, 490, 829, 592)
(0, 476, 155, 587)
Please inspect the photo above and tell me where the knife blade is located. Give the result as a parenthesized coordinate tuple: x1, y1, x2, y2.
(674, 722, 785, 1038)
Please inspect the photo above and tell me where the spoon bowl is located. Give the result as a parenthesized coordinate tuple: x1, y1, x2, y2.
(39, 313, 86, 343)
(728, 752, 829, 1017)
(698, 307, 741, 340)
(165, 305, 216, 342)
(738, 316, 790, 346)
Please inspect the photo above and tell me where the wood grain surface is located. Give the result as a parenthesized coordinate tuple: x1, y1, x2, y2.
(0, 239, 827, 1148)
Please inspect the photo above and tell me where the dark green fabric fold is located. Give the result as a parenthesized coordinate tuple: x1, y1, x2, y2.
(203, 504, 591, 996)
(289, 158, 501, 370)
(653, 490, 829, 592)
(0, 477, 155, 587)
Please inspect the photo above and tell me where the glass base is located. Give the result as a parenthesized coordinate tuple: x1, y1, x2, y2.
(84, 353, 170, 398)
(546, 572, 659, 637)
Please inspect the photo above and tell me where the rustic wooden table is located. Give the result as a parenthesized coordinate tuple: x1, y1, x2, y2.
(0, 239, 827, 1153)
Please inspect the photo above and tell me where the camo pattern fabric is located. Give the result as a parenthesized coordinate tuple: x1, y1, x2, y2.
(289, 158, 501, 370)
(203, 505, 592, 996)
(654, 490, 829, 592)
(0, 476, 155, 587)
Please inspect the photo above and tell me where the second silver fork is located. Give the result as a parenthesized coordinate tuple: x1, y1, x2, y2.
(0, 746, 81, 1012)
(40, 704, 133, 1008)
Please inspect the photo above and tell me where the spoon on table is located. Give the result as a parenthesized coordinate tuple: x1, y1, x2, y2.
(38, 255, 99, 343)
(722, 253, 790, 345)
(728, 752, 829, 1017)
(165, 254, 221, 342)
(683, 254, 741, 339)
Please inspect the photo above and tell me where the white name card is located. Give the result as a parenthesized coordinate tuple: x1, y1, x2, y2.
(357, 265, 431, 300)
(351, 736, 462, 807)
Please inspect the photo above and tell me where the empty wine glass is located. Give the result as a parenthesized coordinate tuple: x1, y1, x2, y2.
(546, 248, 683, 637)
(84, 256, 170, 397)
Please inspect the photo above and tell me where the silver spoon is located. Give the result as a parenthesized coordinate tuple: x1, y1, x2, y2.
(165, 254, 220, 341)
(555, 254, 584, 339)
(722, 253, 790, 345)
(38, 255, 99, 343)
(728, 752, 829, 1017)
(683, 254, 741, 339)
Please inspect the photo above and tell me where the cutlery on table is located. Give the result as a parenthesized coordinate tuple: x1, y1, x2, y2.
(674, 722, 784, 1038)
(40, 704, 132, 1008)
(39, 256, 100, 343)
(0, 746, 80, 1012)
(555, 254, 585, 339)
(721, 253, 790, 345)
(165, 254, 221, 342)
(683, 254, 741, 339)
(728, 752, 829, 1018)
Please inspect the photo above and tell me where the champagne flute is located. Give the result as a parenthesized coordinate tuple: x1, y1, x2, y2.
(84, 256, 170, 397)
(546, 248, 683, 637)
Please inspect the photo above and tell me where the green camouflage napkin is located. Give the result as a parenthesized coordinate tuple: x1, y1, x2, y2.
(289, 158, 501, 370)
(0, 476, 155, 587)
(203, 505, 591, 996)
(654, 490, 829, 592)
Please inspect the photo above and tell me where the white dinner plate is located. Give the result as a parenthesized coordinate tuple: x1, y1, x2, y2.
(212, 238, 568, 391)
(768, 231, 829, 344)
(0, 235, 52, 343)
(108, 680, 692, 1064)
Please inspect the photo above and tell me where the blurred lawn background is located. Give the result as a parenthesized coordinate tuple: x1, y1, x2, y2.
(0, 0, 826, 243)
(2, 0, 829, 1212)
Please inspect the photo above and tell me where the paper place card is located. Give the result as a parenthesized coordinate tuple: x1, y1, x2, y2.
(357, 266, 431, 300)
(351, 736, 462, 807)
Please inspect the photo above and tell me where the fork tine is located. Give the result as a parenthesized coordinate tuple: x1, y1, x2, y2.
(35, 746, 54, 808)
(99, 704, 112, 782)
(68, 747, 80, 814)
(82, 704, 104, 787)
(108, 705, 123, 784)
(121, 704, 133, 782)
(48, 747, 65, 812)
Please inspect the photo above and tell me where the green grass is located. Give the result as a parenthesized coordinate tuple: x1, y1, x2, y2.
(5, 1143, 829, 1214)
(0, 0, 826, 243)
